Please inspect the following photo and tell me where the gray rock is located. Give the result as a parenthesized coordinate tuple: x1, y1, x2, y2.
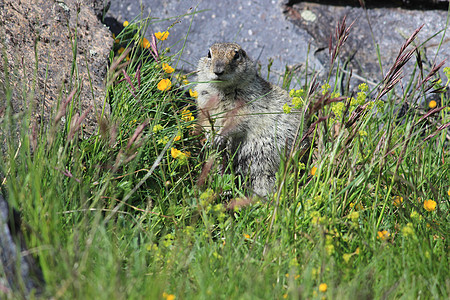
(0, 193, 44, 296)
(109, 0, 450, 91)
(109, 0, 323, 82)
(0, 0, 113, 137)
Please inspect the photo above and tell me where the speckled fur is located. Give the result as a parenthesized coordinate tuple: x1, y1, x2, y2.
(196, 42, 307, 196)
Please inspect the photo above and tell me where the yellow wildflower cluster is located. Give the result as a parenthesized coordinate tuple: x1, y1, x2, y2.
(162, 63, 175, 74)
(393, 196, 403, 207)
(157, 78, 172, 91)
(284, 88, 305, 113)
(321, 83, 331, 95)
(377, 230, 390, 241)
(319, 283, 328, 292)
(153, 124, 164, 133)
(141, 37, 151, 49)
(423, 199, 437, 212)
(171, 147, 190, 160)
(155, 31, 169, 41)
(402, 223, 415, 237)
(162, 292, 176, 300)
(189, 89, 198, 98)
(181, 109, 194, 122)
(428, 100, 437, 109)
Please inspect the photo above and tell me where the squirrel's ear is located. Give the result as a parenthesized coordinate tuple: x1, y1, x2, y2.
(207, 49, 212, 59)
(241, 49, 247, 58)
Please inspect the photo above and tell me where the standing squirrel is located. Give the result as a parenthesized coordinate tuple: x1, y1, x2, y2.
(196, 42, 308, 196)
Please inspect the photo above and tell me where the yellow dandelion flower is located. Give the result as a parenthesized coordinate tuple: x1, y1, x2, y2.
(319, 283, 327, 292)
(429, 100, 437, 109)
(393, 196, 403, 207)
(118, 47, 125, 54)
(157, 78, 172, 91)
(423, 199, 437, 212)
(243, 233, 250, 239)
(155, 31, 169, 41)
(141, 37, 151, 49)
(182, 79, 190, 86)
(174, 135, 181, 141)
(189, 89, 198, 98)
(377, 230, 390, 240)
(283, 293, 288, 299)
(181, 109, 194, 122)
(165, 294, 176, 300)
(310, 166, 317, 176)
(447, 188, 450, 196)
(162, 63, 175, 74)
(171, 147, 182, 159)
(171, 148, 188, 161)
(123, 20, 129, 27)
(355, 247, 360, 255)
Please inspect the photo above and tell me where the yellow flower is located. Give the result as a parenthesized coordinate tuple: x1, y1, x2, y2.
(157, 78, 172, 91)
(310, 166, 317, 176)
(393, 196, 403, 207)
(423, 199, 437, 212)
(118, 47, 125, 54)
(162, 63, 175, 74)
(319, 283, 327, 292)
(171, 147, 183, 159)
(447, 188, 450, 196)
(162, 293, 175, 300)
(123, 20, 129, 27)
(182, 79, 190, 85)
(174, 135, 181, 141)
(243, 233, 250, 239)
(377, 230, 390, 240)
(402, 223, 415, 236)
(171, 148, 189, 161)
(152, 124, 164, 133)
(181, 109, 194, 122)
(189, 89, 198, 98)
(428, 100, 437, 109)
(282, 293, 288, 299)
(283, 103, 291, 114)
(355, 247, 360, 255)
(343, 253, 352, 263)
(155, 31, 169, 41)
(141, 37, 151, 49)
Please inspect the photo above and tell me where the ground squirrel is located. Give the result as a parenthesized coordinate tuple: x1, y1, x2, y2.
(196, 42, 308, 196)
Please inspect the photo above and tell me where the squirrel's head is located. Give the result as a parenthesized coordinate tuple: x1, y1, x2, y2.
(197, 42, 255, 88)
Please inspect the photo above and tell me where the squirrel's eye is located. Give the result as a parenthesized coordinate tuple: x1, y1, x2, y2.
(207, 50, 211, 59)
(233, 51, 240, 60)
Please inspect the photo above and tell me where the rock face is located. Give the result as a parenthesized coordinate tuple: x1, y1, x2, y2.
(0, 193, 44, 296)
(0, 0, 113, 136)
(109, 0, 450, 88)
(284, 1, 450, 86)
(109, 0, 323, 81)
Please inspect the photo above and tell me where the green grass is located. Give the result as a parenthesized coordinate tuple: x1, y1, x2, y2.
(1, 16, 449, 299)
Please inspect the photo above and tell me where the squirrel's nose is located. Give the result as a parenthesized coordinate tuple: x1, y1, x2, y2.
(213, 63, 225, 76)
